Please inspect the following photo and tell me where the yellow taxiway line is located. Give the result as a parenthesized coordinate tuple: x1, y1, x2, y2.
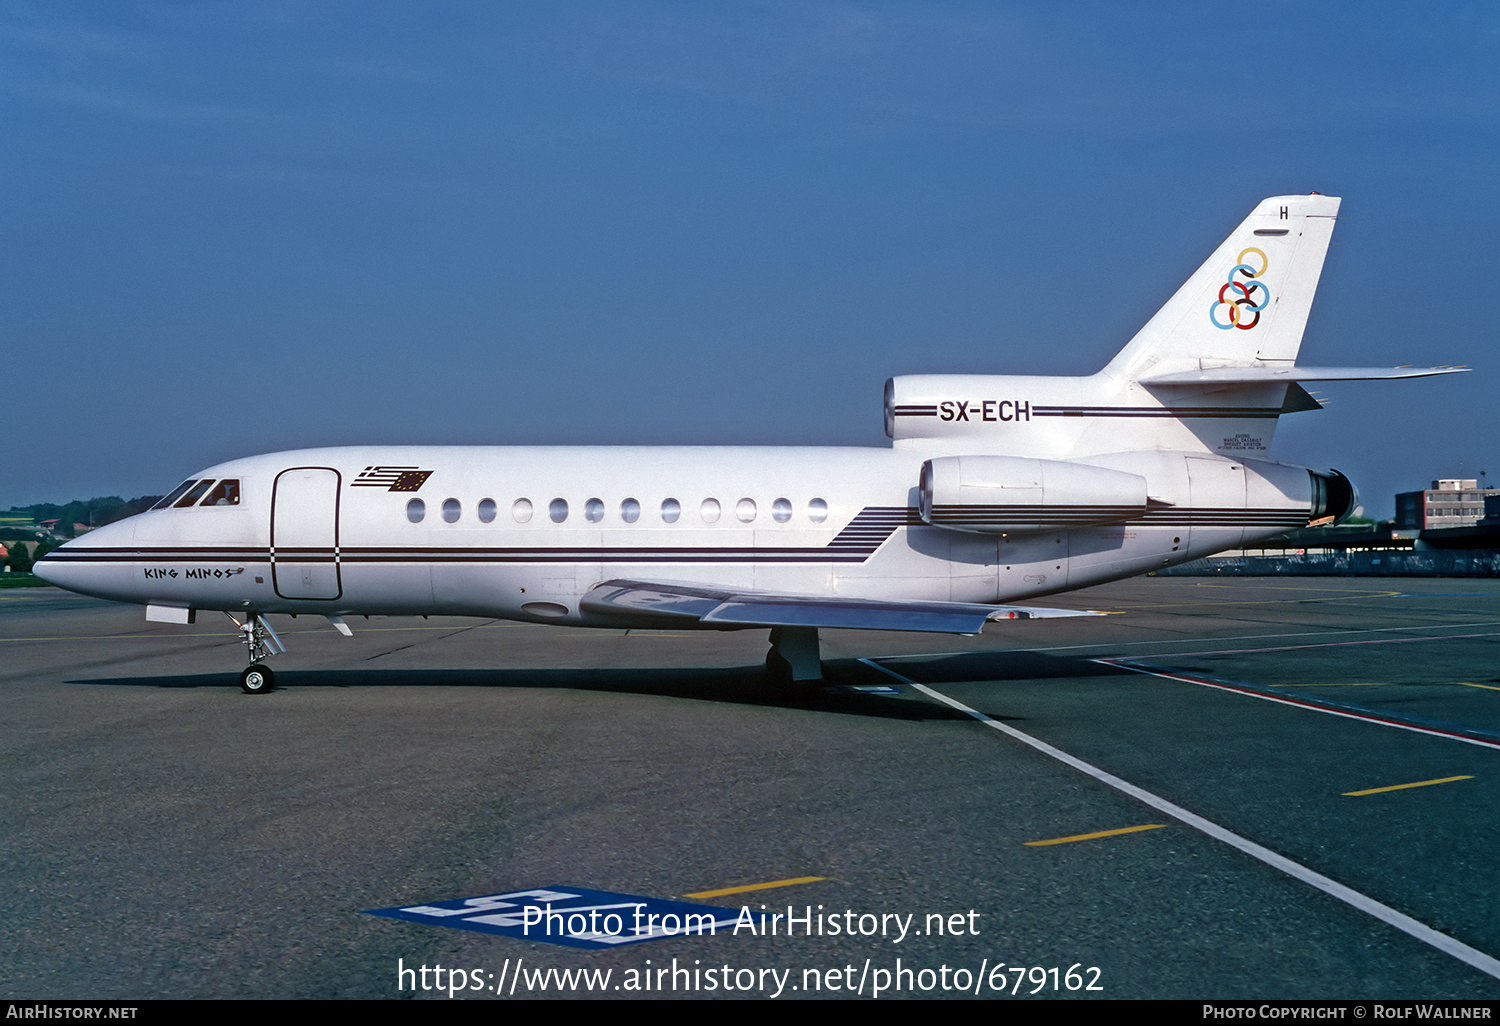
(1343, 775, 1474, 797)
(682, 876, 828, 900)
(1024, 824, 1166, 847)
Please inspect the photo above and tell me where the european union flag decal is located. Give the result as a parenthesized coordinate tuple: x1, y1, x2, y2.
(351, 466, 434, 492)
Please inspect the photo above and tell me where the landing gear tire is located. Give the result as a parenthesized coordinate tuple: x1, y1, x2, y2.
(240, 663, 275, 694)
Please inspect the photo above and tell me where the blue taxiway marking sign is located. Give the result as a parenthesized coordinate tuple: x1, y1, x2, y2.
(367, 886, 754, 949)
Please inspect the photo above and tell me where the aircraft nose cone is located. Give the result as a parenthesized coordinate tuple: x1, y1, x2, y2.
(31, 549, 60, 585)
(31, 536, 95, 592)
(29, 519, 137, 600)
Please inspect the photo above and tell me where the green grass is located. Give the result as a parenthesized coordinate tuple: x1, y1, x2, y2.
(0, 574, 49, 588)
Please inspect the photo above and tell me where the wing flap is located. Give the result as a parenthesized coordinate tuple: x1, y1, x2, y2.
(580, 579, 1099, 635)
(578, 580, 724, 622)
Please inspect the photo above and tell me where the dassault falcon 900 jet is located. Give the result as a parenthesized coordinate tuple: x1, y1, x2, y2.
(36, 195, 1463, 692)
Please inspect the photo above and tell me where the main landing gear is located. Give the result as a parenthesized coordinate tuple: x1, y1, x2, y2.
(226, 612, 286, 695)
(765, 626, 823, 684)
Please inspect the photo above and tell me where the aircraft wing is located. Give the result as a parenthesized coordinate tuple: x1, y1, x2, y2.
(579, 579, 1100, 635)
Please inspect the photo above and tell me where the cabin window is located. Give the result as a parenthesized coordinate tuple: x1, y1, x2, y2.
(584, 498, 604, 523)
(442, 498, 461, 523)
(549, 498, 569, 523)
(661, 498, 681, 523)
(477, 498, 497, 523)
(772, 498, 792, 523)
(512, 498, 533, 523)
(175, 479, 216, 508)
(808, 498, 828, 523)
(700, 498, 721, 524)
(736, 498, 756, 523)
(406, 498, 426, 523)
(200, 479, 240, 506)
(151, 480, 200, 510)
(621, 498, 640, 523)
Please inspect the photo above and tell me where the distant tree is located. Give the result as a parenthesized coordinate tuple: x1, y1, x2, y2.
(122, 495, 163, 518)
(7, 542, 32, 573)
(7, 495, 162, 532)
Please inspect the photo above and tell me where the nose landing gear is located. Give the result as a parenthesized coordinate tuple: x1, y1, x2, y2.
(240, 663, 274, 693)
(225, 612, 286, 694)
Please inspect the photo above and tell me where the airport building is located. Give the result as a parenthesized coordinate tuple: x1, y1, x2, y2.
(1394, 479, 1498, 530)
(1163, 474, 1500, 577)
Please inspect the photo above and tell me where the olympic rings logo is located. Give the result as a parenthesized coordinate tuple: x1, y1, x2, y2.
(1209, 246, 1270, 330)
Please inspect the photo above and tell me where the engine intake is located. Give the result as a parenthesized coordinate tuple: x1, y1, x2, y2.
(1308, 469, 1358, 525)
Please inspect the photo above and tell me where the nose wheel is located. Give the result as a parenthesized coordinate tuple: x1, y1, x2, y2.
(225, 612, 286, 695)
(240, 664, 275, 694)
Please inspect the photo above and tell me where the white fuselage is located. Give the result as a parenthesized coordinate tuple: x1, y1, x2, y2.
(39, 443, 1314, 626)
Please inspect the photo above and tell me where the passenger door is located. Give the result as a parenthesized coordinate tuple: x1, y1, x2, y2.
(272, 467, 342, 600)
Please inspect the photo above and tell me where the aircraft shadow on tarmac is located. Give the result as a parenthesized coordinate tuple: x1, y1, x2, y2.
(65, 650, 1132, 721)
(881, 650, 1137, 684)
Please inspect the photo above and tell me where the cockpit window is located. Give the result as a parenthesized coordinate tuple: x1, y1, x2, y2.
(174, 479, 216, 508)
(152, 480, 203, 510)
(200, 479, 240, 506)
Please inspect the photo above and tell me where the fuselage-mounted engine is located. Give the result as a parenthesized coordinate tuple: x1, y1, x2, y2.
(918, 455, 1155, 535)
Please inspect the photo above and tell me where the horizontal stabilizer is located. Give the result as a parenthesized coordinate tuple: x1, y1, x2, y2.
(580, 579, 1099, 635)
(1139, 366, 1468, 385)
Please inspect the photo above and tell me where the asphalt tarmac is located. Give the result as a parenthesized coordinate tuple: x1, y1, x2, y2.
(3, 576, 1499, 1000)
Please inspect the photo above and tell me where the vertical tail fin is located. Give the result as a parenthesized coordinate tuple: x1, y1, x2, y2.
(1103, 194, 1341, 383)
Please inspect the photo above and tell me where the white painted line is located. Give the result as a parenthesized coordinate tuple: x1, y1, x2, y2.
(1103, 660, 1500, 753)
(860, 658, 1500, 984)
(1116, 630, 1500, 661)
(878, 619, 1500, 662)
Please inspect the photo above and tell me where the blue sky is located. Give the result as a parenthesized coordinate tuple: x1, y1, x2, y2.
(3, 2, 1496, 515)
